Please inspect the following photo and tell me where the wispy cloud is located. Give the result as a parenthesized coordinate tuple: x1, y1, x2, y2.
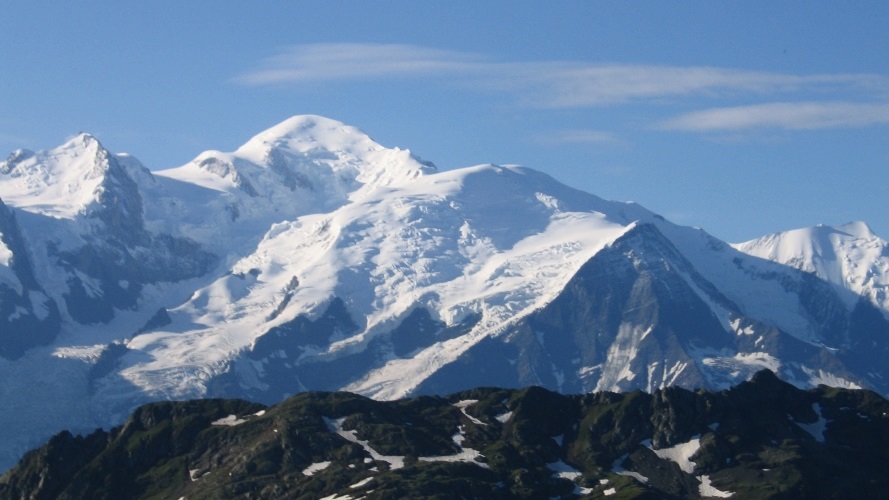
(235, 43, 889, 131)
(234, 43, 483, 84)
(659, 102, 889, 131)
(535, 129, 625, 146)
(481, 64, 886, 108)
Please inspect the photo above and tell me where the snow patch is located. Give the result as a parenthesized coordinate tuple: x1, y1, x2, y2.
(325, 417, 405, 470)
(547, 460, 583, 481)
(698, 475, 734, 498)
(595, 324, 651, 391)
(349, 476, 374, 488)
(699, 351, 782, 389)
(793, 403, 828, 442)
(611, 454, 648, 483)
(645, 435, 701, 474)
(418, 426, 489, 468)
(801, 367, 862, 390)
(452, 399, 487, 426)
(302, 461, 331, 476)
(645, 360, 689, 393)
(211, 414, 248, 426)
(0, 236, 12, 267)
(494, 411, 513, 424)
(52, 344, 107, 363)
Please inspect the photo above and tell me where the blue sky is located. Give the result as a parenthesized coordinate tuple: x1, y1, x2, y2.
(2, 1, 888, 242)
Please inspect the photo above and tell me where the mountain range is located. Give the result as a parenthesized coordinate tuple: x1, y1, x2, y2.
(1, 115, 887, 471)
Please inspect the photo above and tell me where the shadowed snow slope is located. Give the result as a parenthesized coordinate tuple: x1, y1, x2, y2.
(0, 115, 888, 472)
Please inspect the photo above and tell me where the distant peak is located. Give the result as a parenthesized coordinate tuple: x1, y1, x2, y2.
(1, 133, 109, 180)
(265, 115, 347, 134)
(835, 221, 876, 239)
(239, 115, 373, 154)
(62, 132, 102, 149)
(231, 115, 437, 180)
(741, 220, 881, 247)
(796, 221, 879, 242)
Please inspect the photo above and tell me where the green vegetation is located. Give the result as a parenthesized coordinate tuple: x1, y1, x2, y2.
(1, 370, 888, 499)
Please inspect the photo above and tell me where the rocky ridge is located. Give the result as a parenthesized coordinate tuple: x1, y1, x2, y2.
(2, 371, 887, 499)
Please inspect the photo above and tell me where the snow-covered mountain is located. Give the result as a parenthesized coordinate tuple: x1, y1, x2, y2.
(0, 115, 887, 470)
(735, 222, 889, 314)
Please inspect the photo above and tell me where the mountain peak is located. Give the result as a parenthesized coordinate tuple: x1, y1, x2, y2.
(0, 132, 131, 218)
(159, 115, 436, 206)
(737, 220, 884, 257)
(62, 132, 101, 149)
(833, 221, 877, 239)
(735, 220, 889, 314)
(255, 114, 349, 138)
(236, 115, 377, 157)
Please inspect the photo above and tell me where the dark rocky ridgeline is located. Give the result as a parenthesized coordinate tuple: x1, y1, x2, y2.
(2, 370, 888, 499)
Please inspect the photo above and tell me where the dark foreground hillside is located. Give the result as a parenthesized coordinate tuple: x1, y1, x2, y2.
(2, 370, 888, 499)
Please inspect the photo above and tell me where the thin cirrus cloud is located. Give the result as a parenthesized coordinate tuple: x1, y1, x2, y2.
(236, 43, 889, 130)
(658, 101, 889, 131)
(234, 43, 483, 84)
(477, 63, 885, 108)
(535, 129, 625, 146)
